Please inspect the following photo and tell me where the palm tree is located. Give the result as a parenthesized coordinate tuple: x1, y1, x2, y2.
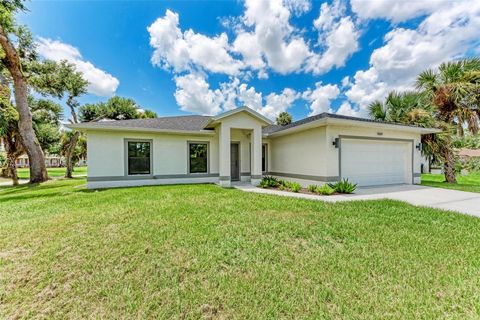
(416, 58, 480, 182)
(417, 58, 480, 135)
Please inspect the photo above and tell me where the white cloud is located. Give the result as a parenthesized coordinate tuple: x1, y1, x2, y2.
(149, 0, 360, 81)
(302, 82, 340, 115)
(241, 0, 311, 74)
(346, 0, 480, 114)
(36, 38, 119, 97)
(284, 0, 311, 16)
(174, 73, 223, 115)
(306, 0, 360, 74)
(173, 73, 299, 119)
(263, 88, 299, 119)
(345, 68, 388, 109)
(335, 101, 360, 117)
(232, 32, 265, 71)
(350, 0, 450, 23)
(148, 10, 243, 75)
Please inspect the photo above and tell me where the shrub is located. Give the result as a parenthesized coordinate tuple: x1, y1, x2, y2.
(259, 180, 269, 188)
(465, 158, 480, 173)
(278, 180, 290, 188)
(261, 176, 279, 188)
(290, 182, 301, 193)
(329, 179, 357, 194)
(307, 184, 318, 193)
(316, 184, 335, 195)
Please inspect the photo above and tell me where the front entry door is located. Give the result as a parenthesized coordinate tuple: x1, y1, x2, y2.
(230, 143, 240, 181)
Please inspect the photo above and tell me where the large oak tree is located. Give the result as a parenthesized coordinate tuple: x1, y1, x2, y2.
(0, 1, 48, 182)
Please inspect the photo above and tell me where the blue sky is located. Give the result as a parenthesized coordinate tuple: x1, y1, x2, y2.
(20, 0, 480, 121)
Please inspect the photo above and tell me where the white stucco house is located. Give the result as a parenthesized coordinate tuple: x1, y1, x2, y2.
(67, 106, 438, 189)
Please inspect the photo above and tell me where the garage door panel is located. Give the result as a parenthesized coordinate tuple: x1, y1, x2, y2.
(341, 139, 412, 187)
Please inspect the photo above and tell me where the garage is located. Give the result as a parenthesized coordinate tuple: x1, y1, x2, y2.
(340, 138, 413, 187)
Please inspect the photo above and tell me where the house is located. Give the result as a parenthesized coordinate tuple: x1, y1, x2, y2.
(67, 106, 439, 189)
(458, 148, 480, 160)
(16, 154, 64, 168)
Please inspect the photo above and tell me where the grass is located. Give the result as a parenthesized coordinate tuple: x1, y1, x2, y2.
(0, 167, 87, 183)
(422, 172, 480, 193)
(1, 179, 480, 318)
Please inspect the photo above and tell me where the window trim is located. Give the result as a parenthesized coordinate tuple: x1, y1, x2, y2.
(262, 143, 268, 173)
(187, 141, 210, 174)
(124, 138, 153, 177)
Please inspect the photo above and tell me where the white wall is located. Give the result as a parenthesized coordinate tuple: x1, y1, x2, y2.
(87, 130, 219, 178)
(269, 127, 328, 177)
(266, 124, 422, 186)
(325, 125, 422, 184)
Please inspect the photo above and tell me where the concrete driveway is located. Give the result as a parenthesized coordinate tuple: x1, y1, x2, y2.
(235, 183, 480, 217)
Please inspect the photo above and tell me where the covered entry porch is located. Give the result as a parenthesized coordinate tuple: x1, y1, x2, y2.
(206, 107, 272, 187)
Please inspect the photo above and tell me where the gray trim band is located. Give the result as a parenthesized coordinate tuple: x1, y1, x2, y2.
(219, 176, 231, 181)
(266, 172, 339, 182)
(251, 175, 262, 179)
(88, 173, 219, 182)
(241, 172, 251, 176)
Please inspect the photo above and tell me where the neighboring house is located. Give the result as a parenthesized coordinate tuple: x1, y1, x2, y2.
(16, 154, 64, 168)
(458, 148, 480, 160)
(68, 106, 439, 189)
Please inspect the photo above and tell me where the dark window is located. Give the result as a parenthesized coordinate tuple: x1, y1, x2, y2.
(128, 141, 151, 175)
(189, 143, 208, 173)
(262, 144, 267, 172)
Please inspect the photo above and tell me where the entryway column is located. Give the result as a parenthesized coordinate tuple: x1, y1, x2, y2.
(250, 127, 262, 186)
(219, 123, 231, 187)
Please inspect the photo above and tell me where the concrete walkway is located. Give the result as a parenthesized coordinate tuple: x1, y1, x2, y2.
(0, 179, 29, 187)
(234, 183, 480, 217)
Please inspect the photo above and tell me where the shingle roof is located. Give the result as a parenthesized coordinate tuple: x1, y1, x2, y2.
(70, 112, 433, 134)
(75, 115, 213, 131)
(262, 112, 429, 135)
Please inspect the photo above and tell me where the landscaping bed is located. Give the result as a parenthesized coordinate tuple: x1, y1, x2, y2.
(259, 176, 357, 196)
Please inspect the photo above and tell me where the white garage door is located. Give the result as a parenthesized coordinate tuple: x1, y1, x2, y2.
(341, 138, 412, 187)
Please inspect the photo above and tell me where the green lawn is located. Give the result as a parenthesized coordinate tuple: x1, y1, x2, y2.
(16, 166, 88, 179)
(422, 172, 480, 193)
(1, 179, 479, 318)
(0, 167, 87, 183)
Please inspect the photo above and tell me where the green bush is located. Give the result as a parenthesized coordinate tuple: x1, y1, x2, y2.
(260, 176, 279, 188)
(259, 180, 269, 188)
(316, 184, 335, 195)
(465, 158, 480, 173)
(278, 180, 288, 187)
(290, 182, 301, 193)
(307, 184, 318, 193)
(329, 179, 357, 194)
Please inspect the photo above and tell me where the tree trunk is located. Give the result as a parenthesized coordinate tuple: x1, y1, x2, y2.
(443, 148, 457, 183)
(2, 133, 22, 185)
(6, 152, 19, 186)
(65, 131, 80, 178)
(0, 25, 48, 183)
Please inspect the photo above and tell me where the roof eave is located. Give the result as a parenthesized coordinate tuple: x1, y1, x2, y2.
(264, 117, 440, 137)
(207, 106, 273, 127)
(66, 124, 216, 136)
